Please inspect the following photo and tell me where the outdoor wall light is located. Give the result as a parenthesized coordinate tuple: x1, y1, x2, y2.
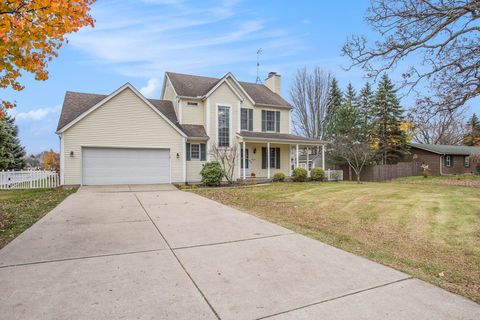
(176, 153, 180, 159)
(253, 148, 256, 154)
(70, 151, 74, 157)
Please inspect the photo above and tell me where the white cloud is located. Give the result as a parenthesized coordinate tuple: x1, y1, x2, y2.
(12, 105, 61, 122)
(67, 0, 301, 78)
(140, 78, 161, 98)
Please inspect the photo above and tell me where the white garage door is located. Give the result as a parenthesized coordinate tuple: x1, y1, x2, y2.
(82, 147, 170, 185)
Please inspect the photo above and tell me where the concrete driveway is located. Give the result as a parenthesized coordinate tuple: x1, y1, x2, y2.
(0, 185, 478, 320)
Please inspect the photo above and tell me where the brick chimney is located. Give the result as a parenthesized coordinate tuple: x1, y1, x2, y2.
(265, 72, 281, 95)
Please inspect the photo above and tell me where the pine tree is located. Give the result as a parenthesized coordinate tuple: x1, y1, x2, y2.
(344, 83, 358, 109)
(325, 77, 343, 137)
(358, 82, 374, 127)
(0, 115, 26, 170)
(370, 74, 408, 164)
(462, 113, 480, 146)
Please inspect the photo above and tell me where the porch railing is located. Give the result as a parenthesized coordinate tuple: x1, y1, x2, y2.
(325, 169, 343, 181)
(0, 170, 59, 190)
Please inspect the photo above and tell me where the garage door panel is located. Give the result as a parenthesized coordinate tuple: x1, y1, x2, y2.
(82, 148, 170, 185)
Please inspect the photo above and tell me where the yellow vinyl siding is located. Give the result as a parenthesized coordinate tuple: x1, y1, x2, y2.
(62, 88, 184, 185)
(162, 77, 179, 117)
(181, 100, 205, 125)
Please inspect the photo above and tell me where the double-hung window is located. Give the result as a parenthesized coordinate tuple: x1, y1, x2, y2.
(240, 108, 253, 131)
(218, 106, 230, 147)
(261, 110, 280, 132)
(186, 143, 206, 161)
(444, 155, 453, 167)
(464, 156, 470, 168)
(190, 144, 200, 160)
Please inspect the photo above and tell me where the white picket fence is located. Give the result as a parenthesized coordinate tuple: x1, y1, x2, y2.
(0, 170, 59, 190)
(325, 169, 343, 181)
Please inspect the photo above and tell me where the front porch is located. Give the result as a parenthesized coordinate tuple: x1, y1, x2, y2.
(236, 132, 326, 180)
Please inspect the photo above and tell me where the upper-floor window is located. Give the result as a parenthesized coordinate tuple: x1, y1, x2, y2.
(241, 108, 253, 131)
(444, 155, 453, 167)
(261, 110, 280, 132)
(187, 101, 198, 106)
(218, 106, 230, 147)
(464, 156, 470, 168)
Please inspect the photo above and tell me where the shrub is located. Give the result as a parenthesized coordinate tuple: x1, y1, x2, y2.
(273, 172, 285, 182)
(292, 168, 308, 182)
(310, 168, 325, 181)
(200, 162, 224, 186)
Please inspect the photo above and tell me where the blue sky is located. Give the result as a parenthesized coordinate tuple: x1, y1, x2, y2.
(4, 0, 471, 154)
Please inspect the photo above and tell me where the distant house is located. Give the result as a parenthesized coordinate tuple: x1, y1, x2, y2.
(408, 143, 480, 175)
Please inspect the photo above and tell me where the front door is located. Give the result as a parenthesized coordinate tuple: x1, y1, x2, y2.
(241, 148, 251, 176)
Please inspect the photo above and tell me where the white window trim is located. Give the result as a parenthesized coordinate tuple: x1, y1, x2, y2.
(190, 143, 200, 160)
(216, 103, 232, 148)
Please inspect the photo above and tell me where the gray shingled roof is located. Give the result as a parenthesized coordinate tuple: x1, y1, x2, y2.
(410, 143, 480, 155)
(238, 131, 325, 144)
(166, 72, 291, 109)
(56, 91, 208, 139)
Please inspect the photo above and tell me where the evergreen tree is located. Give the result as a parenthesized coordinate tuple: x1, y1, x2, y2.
(358, 82, 374, 127)
(462, 113, 480, 146)
(0, 115, 26, 170)
(370, 74, 408, 164)
(344, 83, 358, 109)
(325, 77, 343, 137)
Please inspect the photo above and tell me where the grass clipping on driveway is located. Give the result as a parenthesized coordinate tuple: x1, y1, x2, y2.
(192, 181, 480, 303)
(0, 188, 77, 248)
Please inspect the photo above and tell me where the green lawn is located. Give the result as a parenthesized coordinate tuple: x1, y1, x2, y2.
(192, 180, 480, 303)
(0, 188, 77, 248)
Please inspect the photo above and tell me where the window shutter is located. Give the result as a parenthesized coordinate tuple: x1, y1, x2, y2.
(248, 109, 253, 131)
(275, 111, 280, 132)
(200, 144, 206, 161)
(261, 110, 266, 132)
(276, 148, 281, 169)
(261, 147, 267, 169)
(186, 143, 191, 161)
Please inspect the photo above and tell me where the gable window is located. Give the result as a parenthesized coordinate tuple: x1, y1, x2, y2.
(241, 108, 253, 131)
(187, 101, 198, 106)
(464, 156, 470, 168)
(186, 143, 206, 161)
(218, 106, 230, 147)
(261, 110, 280, 132)
(261, 147, 281, 169)
(444, 155, 453, 167)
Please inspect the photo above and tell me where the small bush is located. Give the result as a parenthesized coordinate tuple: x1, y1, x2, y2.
(292, 168, 308, 182)
(310, 168, 325, 181)
(200, 162, 224, 186)
(273, 172, 285, 182)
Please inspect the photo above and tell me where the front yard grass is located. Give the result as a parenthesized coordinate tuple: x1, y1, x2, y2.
(192, 180, 480, 303)
(0, 188, 77, 248)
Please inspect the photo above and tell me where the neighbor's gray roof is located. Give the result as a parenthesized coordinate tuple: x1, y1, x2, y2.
(410, 143, 480, 155)
(57, 91, 208, 139)
(238, 131, 325, 144)
(166, 72, 291, 109)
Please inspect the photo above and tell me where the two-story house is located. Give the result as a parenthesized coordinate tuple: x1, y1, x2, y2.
(56, 71, 325, 185)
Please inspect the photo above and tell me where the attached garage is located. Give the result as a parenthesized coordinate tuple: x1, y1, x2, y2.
(82, 147, 170, 185)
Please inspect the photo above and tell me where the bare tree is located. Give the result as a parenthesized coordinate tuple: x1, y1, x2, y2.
(210, 143, 238, 184)
(408, 101, 467, 144)
(342, 0, 480, 111)
(290, 67, 331, 139)
(330, 137, 372, 183)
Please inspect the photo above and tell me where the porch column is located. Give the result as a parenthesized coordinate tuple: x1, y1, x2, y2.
(307, 147, 310, 176)
(322, 144, 325, 170)
(296, 144, 299, 168)
(237, 142, 241, 179)
(267, 142, 271, 179)
(242, 141, 246, 179)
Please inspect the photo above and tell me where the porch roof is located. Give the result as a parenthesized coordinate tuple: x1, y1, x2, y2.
(237, 131, 326, 145)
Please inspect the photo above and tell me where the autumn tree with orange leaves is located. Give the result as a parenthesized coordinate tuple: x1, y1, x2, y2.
(42, 150, 59, 171)
(0, 0, 95, 113)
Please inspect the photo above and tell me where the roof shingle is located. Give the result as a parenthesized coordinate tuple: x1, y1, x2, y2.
(238, 131, 325, 144)
(410, 143, 480, 155)
(166, 72, 291, 109)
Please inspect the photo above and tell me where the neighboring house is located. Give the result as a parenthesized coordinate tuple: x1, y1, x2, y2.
(56, 71, 326, 185)
(297, 149, 324, 171)
(409, 143, 480, 175)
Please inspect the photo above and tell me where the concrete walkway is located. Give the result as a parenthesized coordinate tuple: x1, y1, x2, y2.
(0, 185, 478, 319)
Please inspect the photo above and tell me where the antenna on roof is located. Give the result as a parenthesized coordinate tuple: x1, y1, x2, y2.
(256, 48, 262, 84)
